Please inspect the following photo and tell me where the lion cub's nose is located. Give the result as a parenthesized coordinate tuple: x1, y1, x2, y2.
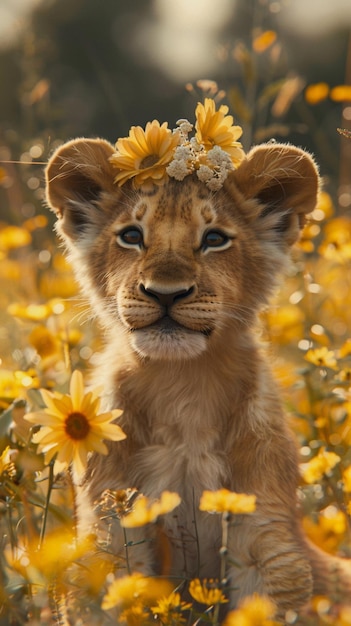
(139, 284, 194, 308)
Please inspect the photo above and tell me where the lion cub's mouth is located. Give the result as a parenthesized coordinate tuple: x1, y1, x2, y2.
(150, 316, 184, 334)
(129, 315, 213, 359)
(131, 315, 212, 337)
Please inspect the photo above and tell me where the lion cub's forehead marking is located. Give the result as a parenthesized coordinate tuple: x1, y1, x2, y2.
(201, 204, 217, 225)
(133, 201, 148, 222)
(132, 182, 218, 227)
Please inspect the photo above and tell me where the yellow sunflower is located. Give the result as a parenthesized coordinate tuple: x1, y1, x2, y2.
(25, 370, 126, 478)
(199, 489, 256, 514)
(224, 593, 277, 626)
(304, 346, 337, 369)
(110, 120, 180, 188)
(151, 591, 192, 619)
(195, 98, 245, 167)
(189, 578, 228, 606)
(102, 573, 173, 610)
(120, 490, 181, 528)
(301, 448, 341, 485)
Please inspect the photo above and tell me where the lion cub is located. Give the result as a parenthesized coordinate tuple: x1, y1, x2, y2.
(45, 137, 351, 618)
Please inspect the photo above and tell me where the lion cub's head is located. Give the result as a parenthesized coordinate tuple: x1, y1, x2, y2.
(45, 138, 319, 360)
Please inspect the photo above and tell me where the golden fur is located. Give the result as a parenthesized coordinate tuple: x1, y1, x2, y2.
(45, 138, 351, 619)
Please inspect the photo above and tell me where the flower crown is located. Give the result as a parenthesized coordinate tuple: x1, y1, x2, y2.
(109, 98, 245, 192)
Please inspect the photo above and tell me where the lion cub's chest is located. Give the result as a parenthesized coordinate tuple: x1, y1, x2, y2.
(122, 363, 231, 498)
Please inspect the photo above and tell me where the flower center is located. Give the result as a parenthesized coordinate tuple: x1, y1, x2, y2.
(140, 154, 159, 169)
(65, 412, 90, 440)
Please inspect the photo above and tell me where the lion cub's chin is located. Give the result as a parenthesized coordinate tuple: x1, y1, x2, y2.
(130, 326, 209, 360)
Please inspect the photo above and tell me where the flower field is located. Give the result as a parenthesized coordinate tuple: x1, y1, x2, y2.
(1, 18, 351, 625)
(1, 129, 351, 626)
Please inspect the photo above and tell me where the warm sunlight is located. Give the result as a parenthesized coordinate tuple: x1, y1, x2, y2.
(1, 1, 351, 623)
(141, 0, 236, 80)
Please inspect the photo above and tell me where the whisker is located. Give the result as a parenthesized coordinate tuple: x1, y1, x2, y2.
(0, 160, 48, 165)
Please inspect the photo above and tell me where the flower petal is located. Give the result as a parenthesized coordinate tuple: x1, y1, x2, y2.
(69, 370, 85, 410)
(40, 389, 72, 417)
(94, 422, 127, 441)
(32, 426, 65, 446)
(72, 444, 89, 478)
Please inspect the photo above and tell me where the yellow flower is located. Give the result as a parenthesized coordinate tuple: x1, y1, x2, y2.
(0, 225, 32, 251)
(0, 166, 7, 185)
(58, 327, 83, 348)
(265, 304, 304, 344)
(195, 98, 245, 166)
(252, 30, 277, 53)
(299, 222, 320, 254)
(102, 573, 173, 610)
(304, 346, 337, 369)
(0, 446, 14, 476)
(340, 338, 351, 358)
(151, 592, 191, 622)
(22, 214, 48, 232)
(330, 85, 351, 102)
(319, 217, 351, 262)
(338, 368, 351, 382)
(68, 548, 115, 597)
(312, 190, 334, 220)
(303, 506, 347, 553)
(188, 578, 228, 605)
(310, 596, 331, 617)
(337, 606, 351, 626)
(8, 302, 52, 321)
(301, 448, 341, 484)
(305, 83, 329, 105)
(121, 490, 181, 527)
(10, 529, 93, 582)
(39, 270, 78, 299)
(343, 466, 351, 493)
(119, 606, 151, 626)
(199, 489, 256, 514)
(109, 100, 245, 191)
(29, 325, 61, 359)
(0, 369, 38, 405)
(0, 258, 21, 281)
(25, 370, 126, 478)
(110, 120, 180, 188)
(223, 594, 277, 626)
(98, 487, 139, 518)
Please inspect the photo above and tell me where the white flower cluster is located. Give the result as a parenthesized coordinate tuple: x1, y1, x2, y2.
(197, 146, 234, 191)
(166, 118, 235, 191)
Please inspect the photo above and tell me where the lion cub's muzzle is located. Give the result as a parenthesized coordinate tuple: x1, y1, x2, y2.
(136, 281, 213, 336)
(128, 281, 213, 360)
(139, 283, 195, 309)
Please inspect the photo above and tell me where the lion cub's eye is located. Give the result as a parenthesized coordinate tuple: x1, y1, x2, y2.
(202, 230, 231, 251)
(117, 227, 144, 249)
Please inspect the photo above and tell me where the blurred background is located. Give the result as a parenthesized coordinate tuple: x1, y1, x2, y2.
(0, 0, 351, 376)
(1, 0, 351, 207)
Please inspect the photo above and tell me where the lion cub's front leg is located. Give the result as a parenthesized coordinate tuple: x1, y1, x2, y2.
(227, 431, 313, 617)
(228, 513, 312, 617)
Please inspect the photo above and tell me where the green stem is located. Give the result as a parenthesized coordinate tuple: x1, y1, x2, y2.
(6, 494, 17, 554)
(39, 461, 54, 548)
(67, 466, 79, 544)
(123, 527, 131, 575)
(212, 512, 230, 626)
(192, 487, 201, 577)
(220, 512, 229, 582)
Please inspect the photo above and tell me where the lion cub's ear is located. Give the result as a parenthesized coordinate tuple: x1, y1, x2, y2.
(45, 138, 117, 241)
(228, 143, 320, 246)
